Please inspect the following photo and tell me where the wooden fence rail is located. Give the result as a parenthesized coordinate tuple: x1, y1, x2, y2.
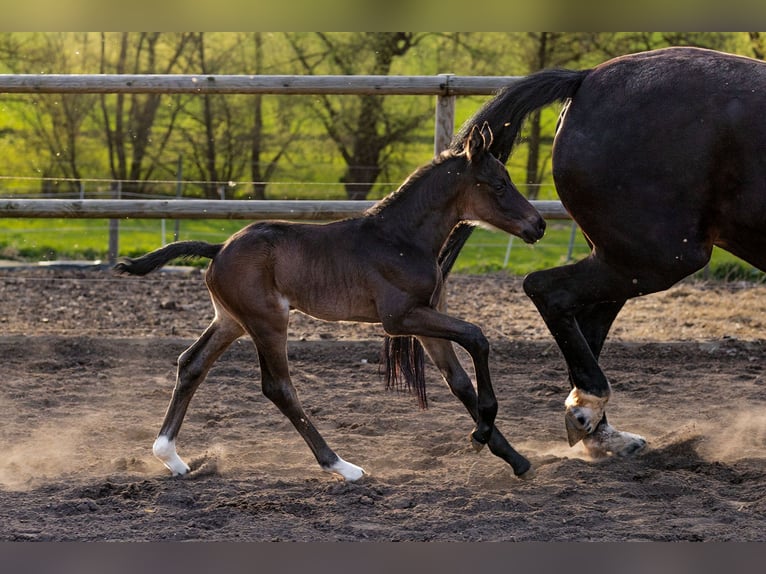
(0, 73, 521, 95)
(0, 73, 522, 154)
(0, 198, 571, 221)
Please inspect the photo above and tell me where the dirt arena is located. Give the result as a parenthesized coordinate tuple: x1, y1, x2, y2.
(0, 266, 764, 541)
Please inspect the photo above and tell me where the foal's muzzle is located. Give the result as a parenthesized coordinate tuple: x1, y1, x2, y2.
(519, 215, 546, 244)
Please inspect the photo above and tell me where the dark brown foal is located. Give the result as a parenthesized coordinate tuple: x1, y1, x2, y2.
(115, 123, 545, 480)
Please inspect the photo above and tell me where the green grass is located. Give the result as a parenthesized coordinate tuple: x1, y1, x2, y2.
(1, 218, 763, 282)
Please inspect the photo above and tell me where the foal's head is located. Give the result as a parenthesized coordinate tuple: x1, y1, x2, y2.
(459, 123, 546, 244)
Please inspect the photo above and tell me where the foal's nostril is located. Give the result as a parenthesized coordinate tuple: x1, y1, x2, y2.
(527, 216, 546, 242)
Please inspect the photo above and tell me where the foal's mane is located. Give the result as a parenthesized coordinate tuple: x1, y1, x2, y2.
(364, 148, 464, 218)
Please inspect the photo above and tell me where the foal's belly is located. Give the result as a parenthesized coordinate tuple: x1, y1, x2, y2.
(277, 262, 382, 324)
(288, 295, 380, 324)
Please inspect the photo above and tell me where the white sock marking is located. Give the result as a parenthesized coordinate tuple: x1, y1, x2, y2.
(324, 456, 366, 481)
(153, 436, 191, 476)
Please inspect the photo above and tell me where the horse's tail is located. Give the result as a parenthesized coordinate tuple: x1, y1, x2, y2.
(451, 67, 589, 163)
(384, 335, 427, 409)
(382, 69, 590, 406)
(381, 220, 472, 409)
(113, 241, 223, 276)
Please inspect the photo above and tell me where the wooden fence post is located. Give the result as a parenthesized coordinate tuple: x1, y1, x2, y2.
(108, 181, 121, 264)
(434, 74, 455, 155)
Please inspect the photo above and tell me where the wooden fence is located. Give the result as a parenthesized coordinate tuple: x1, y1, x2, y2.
(0, 73, 571, 261)
(0, 73, 523, 154)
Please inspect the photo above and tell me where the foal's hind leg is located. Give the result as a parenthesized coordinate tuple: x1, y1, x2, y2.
(154, 307, 245, 475)
(241, 311, 365, 481)
(419, 336, 534, 479)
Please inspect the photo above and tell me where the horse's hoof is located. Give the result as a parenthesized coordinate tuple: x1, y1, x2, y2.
(613, 433, 647, 457)
(582, 423, 647, 458)
(564, 388, 609, 446)
(565, 410, 589, 446)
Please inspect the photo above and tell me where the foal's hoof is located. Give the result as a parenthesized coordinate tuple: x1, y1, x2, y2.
(153, 436, 191, 476)
(324, 457, 366, 482)
(470, 429, 489, 452)
(516, 466, 536, 480)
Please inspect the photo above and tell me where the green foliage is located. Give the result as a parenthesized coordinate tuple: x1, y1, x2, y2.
(3, 219, 761, 284)
(1, 32, 764, 285)
(0, 32, 754, 201)
(453, 224, 590, 274)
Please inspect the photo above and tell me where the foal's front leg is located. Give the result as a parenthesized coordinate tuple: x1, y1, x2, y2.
(419, 336, 533, 478)
(382, 306, 498, 449)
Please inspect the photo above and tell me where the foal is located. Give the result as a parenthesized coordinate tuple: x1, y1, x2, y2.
(115, 123, 545, 480)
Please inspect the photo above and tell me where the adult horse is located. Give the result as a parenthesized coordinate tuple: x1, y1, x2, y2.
(114, 123, 545, 481)
(414, 46, 766, 459)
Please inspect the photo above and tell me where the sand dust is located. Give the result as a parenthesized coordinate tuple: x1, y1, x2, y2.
(0, 268, 764, 541)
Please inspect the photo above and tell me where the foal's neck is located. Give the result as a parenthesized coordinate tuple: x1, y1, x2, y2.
(365, 154, 467, 253)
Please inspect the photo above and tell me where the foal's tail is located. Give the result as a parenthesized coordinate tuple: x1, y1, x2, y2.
(113, 241, 223, 276)
(383, 68, 590, 408)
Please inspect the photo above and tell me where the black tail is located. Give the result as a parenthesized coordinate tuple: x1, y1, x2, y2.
(384, 335, 427, 409)
(452, 67, 589, 163)
(383, 68, 589, 406)
(113, 240, 223, 276)
(381, 221, 471, 410)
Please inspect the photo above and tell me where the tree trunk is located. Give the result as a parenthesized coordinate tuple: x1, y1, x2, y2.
(251, 32, 266, 200)
(524, 33, 548, 200)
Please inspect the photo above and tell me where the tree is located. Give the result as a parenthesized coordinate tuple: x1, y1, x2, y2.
(748, 32, 765, 60)
(286, 32, 433, 200)
(98, 32, 195, 196)
(0, 33, 101, 194)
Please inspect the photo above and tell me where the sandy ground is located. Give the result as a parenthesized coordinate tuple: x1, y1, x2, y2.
(0, 267, 764, 541)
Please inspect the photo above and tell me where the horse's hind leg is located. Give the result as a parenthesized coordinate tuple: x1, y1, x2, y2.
(571, 301, 647, 457)
(418, 336, 533, 478)
(524, 251, 704, 453)
(154, 307, 244, 475)
(242, 312, 365, 482)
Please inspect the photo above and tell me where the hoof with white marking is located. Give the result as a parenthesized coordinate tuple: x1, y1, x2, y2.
(323, 457, 366, 481)
(153, 436, 191, 476)
(564, 387, 610, 446)
(582, 423, 647, 458)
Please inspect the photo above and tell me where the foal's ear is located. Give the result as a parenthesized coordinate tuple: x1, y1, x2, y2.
(466, 122, 493, 161)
